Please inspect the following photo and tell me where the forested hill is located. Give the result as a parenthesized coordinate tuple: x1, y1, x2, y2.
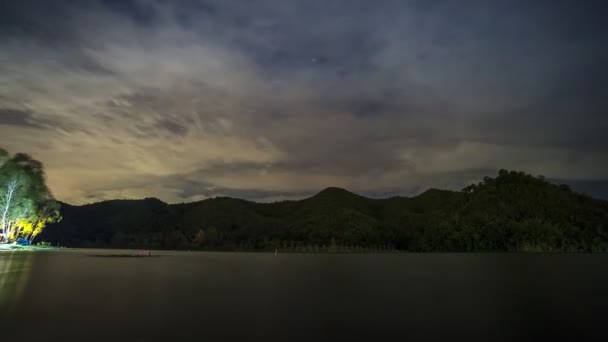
(40, 170, 608, 252)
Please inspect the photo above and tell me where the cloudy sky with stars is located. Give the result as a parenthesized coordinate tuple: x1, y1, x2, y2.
(0, 0, 607, 204)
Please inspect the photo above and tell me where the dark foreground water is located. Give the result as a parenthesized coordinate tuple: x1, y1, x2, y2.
(2, 250, 608, 341)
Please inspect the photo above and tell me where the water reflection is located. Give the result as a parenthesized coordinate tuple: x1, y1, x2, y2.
(0, 251, 34, 312)
(3, 251, 608, 341)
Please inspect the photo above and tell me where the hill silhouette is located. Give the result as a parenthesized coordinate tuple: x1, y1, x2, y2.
(40, 170, 608, 252)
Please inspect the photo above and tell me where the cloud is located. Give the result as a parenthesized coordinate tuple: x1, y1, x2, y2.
(0, 108, 48, 129)
(0, 0, 606, 203)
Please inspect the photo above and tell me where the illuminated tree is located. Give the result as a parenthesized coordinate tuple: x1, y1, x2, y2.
(15, 200, 61, 244)
(0, 178, 22, 241)
(0, 149, 61, 244)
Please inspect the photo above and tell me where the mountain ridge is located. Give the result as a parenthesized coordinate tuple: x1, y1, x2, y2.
(41, 170, 608, 252)
(60, 186, 457, 208)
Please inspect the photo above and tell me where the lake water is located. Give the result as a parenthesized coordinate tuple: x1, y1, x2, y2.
(1, 250, 608, 341)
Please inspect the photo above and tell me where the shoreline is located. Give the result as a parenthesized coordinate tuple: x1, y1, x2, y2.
(0, 244, 57, 252)
(3, 244, 608, 254)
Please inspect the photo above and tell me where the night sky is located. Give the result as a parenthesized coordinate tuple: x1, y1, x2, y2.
(0, 0, 607, 204)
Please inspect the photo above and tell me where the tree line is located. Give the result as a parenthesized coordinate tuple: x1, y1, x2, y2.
(40, 169, 608, 252)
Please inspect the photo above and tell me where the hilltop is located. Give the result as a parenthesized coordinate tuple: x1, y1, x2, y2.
(39, 170, 608, 252)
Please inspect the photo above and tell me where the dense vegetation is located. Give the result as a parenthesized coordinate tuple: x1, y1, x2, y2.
(0, 148, 61, 244)
(40, 170, 608, 252)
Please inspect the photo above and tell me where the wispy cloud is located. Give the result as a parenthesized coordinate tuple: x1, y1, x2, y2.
(0, 0, 606, 203)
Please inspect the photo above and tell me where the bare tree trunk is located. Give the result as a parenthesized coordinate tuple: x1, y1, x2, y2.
(27, 218, 40, 245)
(5, 221, 15, 242)
(1, 179, 20, 242)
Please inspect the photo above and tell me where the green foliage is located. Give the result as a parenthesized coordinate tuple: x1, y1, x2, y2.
(39, 169, 608, 252)
(0, 149, 61, 243)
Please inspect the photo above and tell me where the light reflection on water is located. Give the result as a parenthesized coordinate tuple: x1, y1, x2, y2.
(2, 250, 608, 341)
(0, 251, 34, 311)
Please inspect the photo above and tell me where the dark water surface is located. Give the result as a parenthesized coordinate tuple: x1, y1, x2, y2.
(2, 250, 608, 341)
